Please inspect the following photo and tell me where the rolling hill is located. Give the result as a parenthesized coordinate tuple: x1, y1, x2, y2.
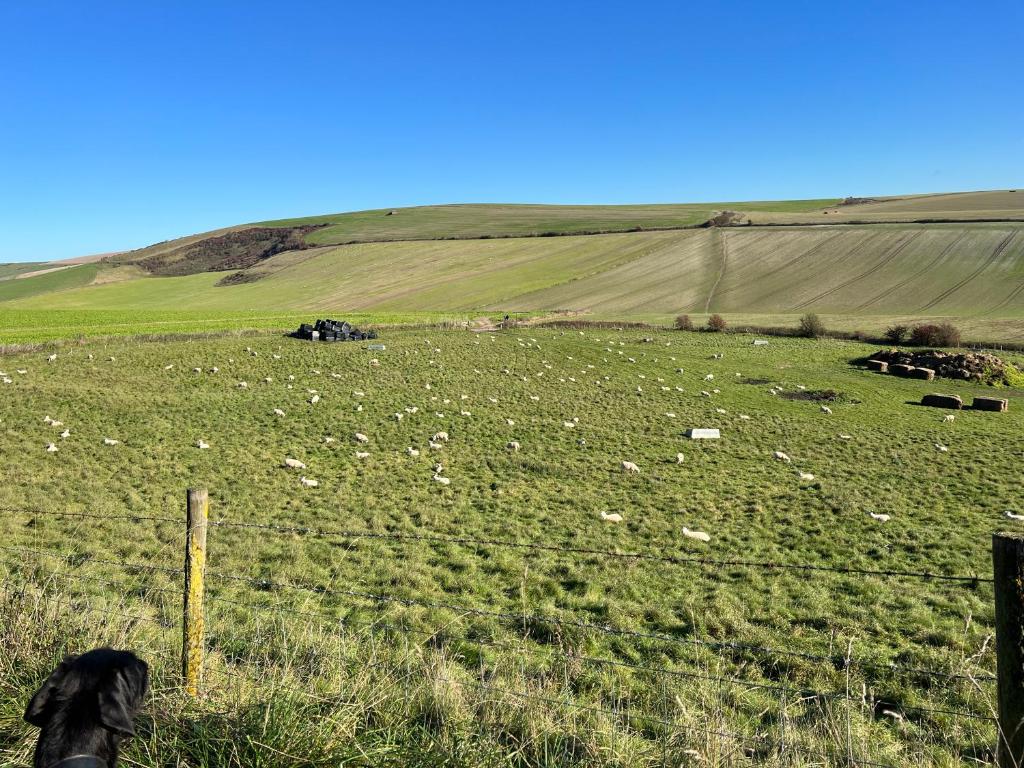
(3, 191, 1024, 341)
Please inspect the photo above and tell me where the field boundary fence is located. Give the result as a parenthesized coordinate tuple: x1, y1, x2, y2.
(3, 492, 1023, 767)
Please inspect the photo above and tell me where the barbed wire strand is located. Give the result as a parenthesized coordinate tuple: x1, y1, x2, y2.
(208, 517, 992, 585)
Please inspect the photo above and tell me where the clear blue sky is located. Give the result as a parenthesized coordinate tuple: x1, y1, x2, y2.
(1, 1, 1021, 262)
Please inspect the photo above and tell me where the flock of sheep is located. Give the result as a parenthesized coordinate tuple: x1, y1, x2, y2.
(19, 327, 1006, 535)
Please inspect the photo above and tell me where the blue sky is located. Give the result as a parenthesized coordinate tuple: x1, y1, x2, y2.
(1, 1, 1021, 262)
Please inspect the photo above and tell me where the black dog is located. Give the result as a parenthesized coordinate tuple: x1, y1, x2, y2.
(24, 648, 148, 768)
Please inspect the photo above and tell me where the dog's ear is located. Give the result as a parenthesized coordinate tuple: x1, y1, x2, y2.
(24, 655, 79, 727)
(98, 656, 148, 737)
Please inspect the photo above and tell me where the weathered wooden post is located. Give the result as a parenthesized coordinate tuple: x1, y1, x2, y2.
(182, 488, 208, 697)
(993, 532, 1024, 767)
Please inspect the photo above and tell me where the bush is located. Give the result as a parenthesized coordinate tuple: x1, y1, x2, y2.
(910, 322, 962, 347)
(884, 324, 909, 345)
(706, 314, 727, 332)
(674, 314, 694, 331)
(797, 313, 826, 338)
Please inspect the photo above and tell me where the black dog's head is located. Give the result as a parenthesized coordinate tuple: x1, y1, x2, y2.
(25, 648, 148, 768)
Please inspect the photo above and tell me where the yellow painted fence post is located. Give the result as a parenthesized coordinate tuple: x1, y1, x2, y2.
(182, 488, 208, 697)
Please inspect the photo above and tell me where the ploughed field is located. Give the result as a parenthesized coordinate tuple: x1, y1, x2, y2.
(2, 328, 1022, 766)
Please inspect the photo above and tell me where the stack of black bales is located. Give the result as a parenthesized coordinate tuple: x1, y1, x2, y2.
(294, 318, 378, 342)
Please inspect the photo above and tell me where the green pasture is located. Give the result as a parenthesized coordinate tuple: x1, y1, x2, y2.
(1, 328, 1020, 766)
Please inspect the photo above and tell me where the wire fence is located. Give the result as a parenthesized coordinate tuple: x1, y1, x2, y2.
(0, 502, 1002, 767)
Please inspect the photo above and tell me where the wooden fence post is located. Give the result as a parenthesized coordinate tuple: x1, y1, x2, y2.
(993, 532, 1024, 767)
(182, 488, 208, 697)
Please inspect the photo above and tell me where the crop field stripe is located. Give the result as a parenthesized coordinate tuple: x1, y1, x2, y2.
(789, 231, 924, 311)
(854, 231, 969, 311)
(208, 517, 993, 584)
(703, 229, 729, 313)
(724, 230, 847, 288)
(987, 278, 1024, 315)
(204, 567, 994, 683)
(919, 230, 1019, 311)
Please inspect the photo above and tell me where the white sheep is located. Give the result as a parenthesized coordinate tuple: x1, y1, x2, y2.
(798, 471, 815, 482)
(164, 364, 174, 370)
(600, 511, 623, 523)
(284, 458, 306, 469)
(943, 414, 955, 423)
(429, 440, 443, 449)
(59, 429, 70, 439)
(407, 447, 420, 457)
(774, 451, 791, 462)
(432, 431, 449, 442)
(676, 453, 685, 464)
(355, 433, 369, 443)
(433, 474, 451, 485)
(197, 440, 210, 449)
(45, 443, 58, 453)
(237, 381, 248, 389)
(323, 436, 336, 444)
(355, 451, 370, 459)
(1005, 511, 1024, 521)
(704, 374, 714, 381)
(273, 408, 286, 417)
(300, 476, 319, 488)
(838, 433, 853, 440)
(820, 405, 832, 415)
(621, 461, 640, 474)
(562, 421, 575, 428)
(507, 441, 521, 451)
(47, 354, 57, 362)
(102, 438, 119, 446)
(869, 512, 890, 522)
(682, 527, 711, 543)
(309, 394, 320, 404)
(935, 444, 949, 452)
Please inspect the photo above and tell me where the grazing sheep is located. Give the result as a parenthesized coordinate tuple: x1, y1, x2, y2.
(17, 369, 26, 374)
(664, 412, 676, 418)
(433, 474, 451, 485)
(197, 440, 210, 449)
(738, 414, 750, 420)
(47, 354, 57, 362)
(935, 444, 949, 452)
(773, 451, 791, 462)
(676, 453, 685, 464)
(300, 476, 319, 488)
(407, 447, 420, 457)
(943, 414, 955, 423)
(506, 418, 515, 426)
(273, 408, 286, 417)
(700, 391, 712, 398)
(323, 436, 336, 444)
(429, 440, 442, 449)
(820, 406, 832, 415)
(284, 458, 306, 469)
(704, 374, 714, 381)
(393, 412, 404, 421)
(682, 527, 711, 542)
(237, 382, 248, 389)
(102, 438, 119, 446)
(715, 408, 727, 415)
(432, 431, 449, 442)
(309, 394, 320, 404)
(600, 511, 623, 523)
(45, 443, 58, 453)
(355, 433, 369, 443)
(164, 364, 174, 370)
(838, 434, 853, 440)
(460, 410, 472, 417)
(193, 367, 202, 373)
(355, 451, 370, 459)
(507, 441, 521, 451)
(869, 512, 890, 522)
(798, 471, 815, 481)
(563, 421, 576, 428)
(621, 461, 640, 474)
(59, 429, 70, 439)
(1005, 511, 1024, 521)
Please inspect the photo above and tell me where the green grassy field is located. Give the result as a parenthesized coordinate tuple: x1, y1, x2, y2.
(0, 309, 479, 346)
(2, 328, 1020, 766)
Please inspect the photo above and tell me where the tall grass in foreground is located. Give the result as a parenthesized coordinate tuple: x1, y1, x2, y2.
(0, 579, 989, 767)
